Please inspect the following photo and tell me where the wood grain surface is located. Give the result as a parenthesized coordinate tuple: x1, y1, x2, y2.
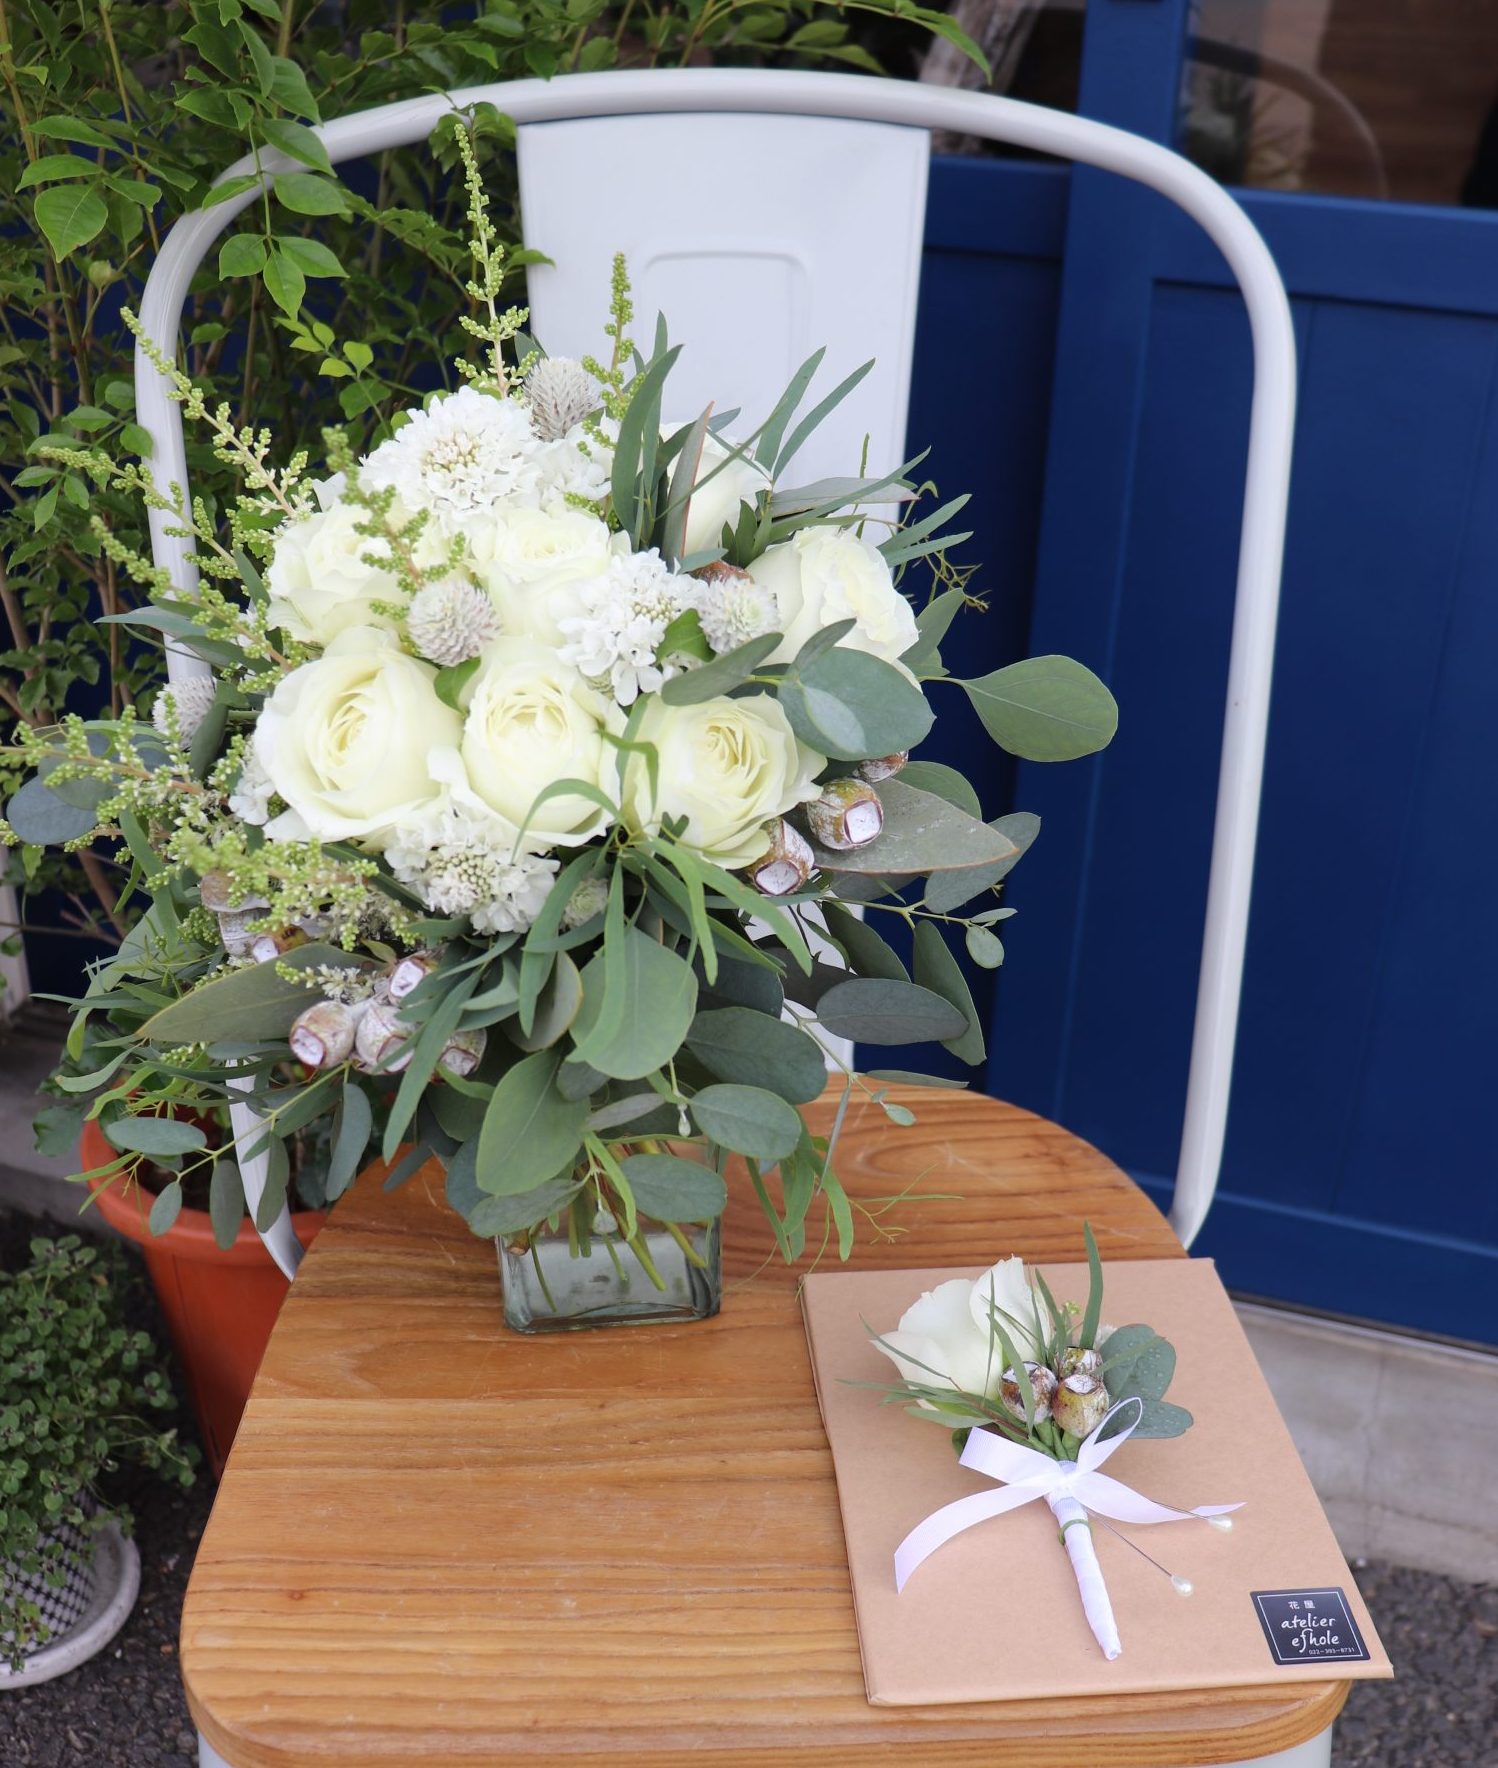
(181, 1084, 1347, 1765)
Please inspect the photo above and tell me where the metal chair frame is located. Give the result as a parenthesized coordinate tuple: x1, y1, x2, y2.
(136, 68, 1297, 1275)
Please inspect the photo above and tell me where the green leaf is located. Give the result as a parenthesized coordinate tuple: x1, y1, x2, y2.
(276, 235, 345, 278)
(148, 1180, 184, 1236)
(965, 924, 1005, 968)
(137, 943, 365, 1044)
(659, 631, 781, 705)
(922, 809, 1039, 915)
(272, 171, 347, 215)
(475, 1049, 587, 1196)
(863, 1069, 969, 1090)
(1128, 1399, 1194, 1439)
(34, 184, 107, 259)
(911, 923, 984, 1066)
(808, 780, 1018, 878)
(690, 1083, 802, 1162)
(615, 1154, 727, 1223)
(104, 1116, 207, 1157)
(209, 1161, 244, 1250)
(17, 153, 97, 188)
(260, 117, 333, 174)
(815, 977, 968, 1046)
(685, 1007, 828, 1104)
(1080, 1222, 1103, 1351)
(327, 1081, 373, 1201)
(821, 901, 909, 983)
(512, 951, 582, 1051)
(434, 656, 480, 711)
(6, 777, 97, 844)
(262, 246, 305, 317)
(466, 1175, 582, 1239)
(570, 928, 698, 1081)
(960, 655, 1118, 761)
(218, 233, 267, 278)
(896, 760, 981, 819)
(1100, 1324, 1177, 1403)
(779, 646, 933, 762)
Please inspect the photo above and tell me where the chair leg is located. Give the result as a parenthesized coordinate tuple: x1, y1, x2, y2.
(197, 1731, 236, 1768)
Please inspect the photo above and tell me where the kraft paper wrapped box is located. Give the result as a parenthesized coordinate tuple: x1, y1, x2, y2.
(801, 1257, 1392, 1706)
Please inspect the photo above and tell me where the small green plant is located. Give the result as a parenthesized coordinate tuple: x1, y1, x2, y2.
(0, 1235, 195, 1669)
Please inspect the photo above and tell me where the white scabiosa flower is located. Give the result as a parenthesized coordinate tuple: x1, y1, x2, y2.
(360, 387, 543, 537)
(151, 676, 218, 744)
(406, 577, 500, 668)
(692, 561, 778, 655)
(226, 747, 275, 827)
(535, 427, 612, 513)
(558, 547, 696, 706)
(524, 356, 597, 442)
(559, 875, 608, 930)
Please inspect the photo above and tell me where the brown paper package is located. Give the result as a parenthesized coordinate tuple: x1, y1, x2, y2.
(801, 1258, 1392, 1705)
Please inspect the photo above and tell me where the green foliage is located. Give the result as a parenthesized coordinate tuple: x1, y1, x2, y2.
(0, 1236, 194, 1669)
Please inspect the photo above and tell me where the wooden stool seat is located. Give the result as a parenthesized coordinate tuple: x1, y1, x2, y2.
(182, 1086, 1345, 1765)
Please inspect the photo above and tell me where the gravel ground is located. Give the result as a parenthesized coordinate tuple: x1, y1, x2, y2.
(1, 1213, 1493, 1765)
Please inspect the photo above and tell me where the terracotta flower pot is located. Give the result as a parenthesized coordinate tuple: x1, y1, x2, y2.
(80, 1118, 323, 1478)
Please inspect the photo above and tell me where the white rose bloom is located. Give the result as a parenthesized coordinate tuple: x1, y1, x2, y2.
(674, 428, 770, 557)
(265, 499, 401, 646)
(872, 1259, 1046, 1410)
(254, 627, 461, 844)
(470, 507, 617, 646)
(461, 638, 618, 847)
(623, 692, 824, 868)
(360, 387, 543, 540)
(748, 526, 918, 666)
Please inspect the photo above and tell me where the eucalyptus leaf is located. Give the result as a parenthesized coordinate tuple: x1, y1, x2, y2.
(921, 810, 1039, 914)
(690, 1083, 802, 1161)
(779, 647, 933, 762)
(6, 776, 98, 845)
(808, 781, 1018, 878)
(1100, 1324, 1177, 1403)
(815, 977, 968, 1045)
(209, 1161, 244, 1250)
(327, 1081, 373, 1201)
(147, 1180, 183, 1236)
(137, 944, 369, 1045)
(894, 760, 981, 819)
(960, 655, 1118, 761)
(475, 1049, 588, 1197)
(659, 631, 781, 705)
(467, 1175, 583, 1239)
(685, 1006, 828, 1104)
(911, 923, 984, 1066)
(821, 901, 909, 983)
(616, 1153, 727, 1222)
(570, 928, 698, 1081)
(104, 1116, 207, 1157)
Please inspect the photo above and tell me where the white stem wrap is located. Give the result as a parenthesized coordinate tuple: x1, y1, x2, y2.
(893, 1398, 1240, 1659)
(1047, 1493, 1120, 1660)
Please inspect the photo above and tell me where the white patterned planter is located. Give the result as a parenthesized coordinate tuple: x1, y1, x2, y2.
(0, 1521, 141, 1689)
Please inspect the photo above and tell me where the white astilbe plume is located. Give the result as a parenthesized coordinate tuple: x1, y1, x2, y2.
(406, 578, 500, 667)
(693, 564, 778, 655)
(151, 677, 219, 744)
(525, 356, 597, 442)
(360, 387, 542, 533)
(558, 548, 696, 706)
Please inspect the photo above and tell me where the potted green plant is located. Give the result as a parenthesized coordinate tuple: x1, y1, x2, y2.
(0, 1235, 195, 1685)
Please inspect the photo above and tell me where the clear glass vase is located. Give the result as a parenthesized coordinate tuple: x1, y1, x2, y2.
(497, 1210, 722, 1333)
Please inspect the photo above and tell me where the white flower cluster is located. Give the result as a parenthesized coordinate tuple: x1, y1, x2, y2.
(249, 369, 920, 934)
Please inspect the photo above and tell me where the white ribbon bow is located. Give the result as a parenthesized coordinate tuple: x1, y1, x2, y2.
(894, 1398, 1241, 1660)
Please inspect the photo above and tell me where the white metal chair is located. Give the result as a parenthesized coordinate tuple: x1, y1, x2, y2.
(136, 74, 1294, 1299)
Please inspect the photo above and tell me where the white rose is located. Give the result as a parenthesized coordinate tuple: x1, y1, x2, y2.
(675, 429, 771, 557)
(461, 638, 617, 847)
(265, 500, 401, 646)
(470, 508, 618, 646)
(748, 527, 918, 666)
(872, 1258, 1046, 1410)
(623, 693, 824, 867)
(255, 627, 460, 843)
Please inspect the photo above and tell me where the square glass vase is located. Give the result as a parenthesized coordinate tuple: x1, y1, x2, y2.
(497, 1213, 722, 1333)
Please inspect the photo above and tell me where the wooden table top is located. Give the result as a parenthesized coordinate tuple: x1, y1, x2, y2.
(182, 1085, 1346, 1766)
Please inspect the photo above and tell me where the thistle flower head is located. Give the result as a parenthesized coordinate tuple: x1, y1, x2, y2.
(151, 676, 219, 744)
(406, 577, 500, 668)
(525, 356, 598, 442)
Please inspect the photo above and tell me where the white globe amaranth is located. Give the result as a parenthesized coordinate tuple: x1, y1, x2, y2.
(691, 562, 778, 656)
(524, 356, 597, 442)
(558, 546, 696, 706)
(265, 498, 402, 646)
(622, 692, 825, 868)
(405, 577, 500, 668)
(749, 525, 918, 666)
(674, 428, 771, 557)
(150, 676, 218, 744)
(253, 626, 461, 844)
(460, 637, 619, 848)
(470, 506, 616, 647)
(360, 386, 543, 539)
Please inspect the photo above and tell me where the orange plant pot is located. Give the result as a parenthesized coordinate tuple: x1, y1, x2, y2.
(81, 1118, 324, 1479)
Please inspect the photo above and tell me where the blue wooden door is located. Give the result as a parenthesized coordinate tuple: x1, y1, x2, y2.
(991, 0, 1498, 1343)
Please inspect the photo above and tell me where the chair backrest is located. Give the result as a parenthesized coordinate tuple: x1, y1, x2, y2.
(136, 70, 1296, 1279)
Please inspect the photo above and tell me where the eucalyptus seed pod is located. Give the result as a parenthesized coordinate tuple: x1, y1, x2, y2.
(1055, 1345, 1103, 1383)
(1000, 1362, 1058, 1426)
(249, 927, 307, 965)
(289, 1000, 359, 1070)
(749, 819, 814, 896)
(854, 752, 908, 784)
(437, 1027, 487, 1079)
(216, 910, 258, 958)
(805, 778, 884, 850)
(389, 948, 442, 1001)
(200, 871, 268, 913)
(354, 1000, 415, 1073)
(1052, 1372, 1110, 1438)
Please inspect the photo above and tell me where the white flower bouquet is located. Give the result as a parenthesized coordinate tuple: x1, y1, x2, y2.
(5, 129, 1117, 1315)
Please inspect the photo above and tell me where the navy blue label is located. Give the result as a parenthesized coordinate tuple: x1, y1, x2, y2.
(1252, 1588, 1370, 1666)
